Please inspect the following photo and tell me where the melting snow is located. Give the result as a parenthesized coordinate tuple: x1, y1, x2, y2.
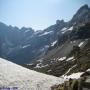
(0, 58, 64, 90)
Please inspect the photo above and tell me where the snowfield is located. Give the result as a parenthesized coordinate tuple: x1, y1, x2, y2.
(0, 58, 64, 90)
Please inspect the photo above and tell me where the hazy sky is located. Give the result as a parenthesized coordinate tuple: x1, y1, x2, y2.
(0, 0, 90, 30)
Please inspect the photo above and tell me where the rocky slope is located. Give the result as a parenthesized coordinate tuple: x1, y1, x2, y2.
(22, 6, 90, 77)
(0, 57, 89, 90)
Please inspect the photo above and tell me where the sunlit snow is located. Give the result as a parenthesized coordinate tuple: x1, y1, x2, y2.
(0, 58, 64, 90)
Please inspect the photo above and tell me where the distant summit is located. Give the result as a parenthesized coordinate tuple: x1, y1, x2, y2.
(79, 4, 89, 11)
(70, 4, 90, 25)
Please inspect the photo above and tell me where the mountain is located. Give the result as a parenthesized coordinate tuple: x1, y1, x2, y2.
(0, 57, 64, 90)
(22, 5, 90, 77)
(0, 20, 66, 64)
(0, 23, 35, 63)
(69, 4, 90, 26)
(0, 4, 90, 64)
(0, 4, 90, 90)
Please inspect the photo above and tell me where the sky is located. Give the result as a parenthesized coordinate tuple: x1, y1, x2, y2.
(0, 0, 90, 31)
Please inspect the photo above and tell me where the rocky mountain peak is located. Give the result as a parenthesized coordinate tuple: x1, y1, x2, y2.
(76, 4, 90, 15)
(79, 4, 89, 11)
(70, 4, 90, 26)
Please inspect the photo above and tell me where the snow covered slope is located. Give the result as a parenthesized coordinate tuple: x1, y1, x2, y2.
(0, 58, 64, 90)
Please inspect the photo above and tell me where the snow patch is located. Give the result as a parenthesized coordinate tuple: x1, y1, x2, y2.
(64, 65, 77, 75)
(41, 64, 48, 68)
(61, 27, 67, 34)
(61, 27, 67, 32)
(37, 59, 43, 63)
(65, 72, 84, 79)
(66, 56, 74, 61)
(44, 45, 49, 48)
(34, 63, 48, 69)
(62, 72, 84, 79)
(39, 31, 53, 36)
(68, 26, 73, 31)
(22, 44, 31, 48)
(34, 30, 42, 35)
(86, 68, 90, 72)
(34, 63, 42, 68)
(27, 63, 33, 65)
(51, 40, 57, 46)
(61, 26, 73, 34)
(58, 57, 66, 61)
(70, 40, 76, 43)
(25, 30, 30, 33)
(78, 41, 84, 47)
(47, 70, 52, 72)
